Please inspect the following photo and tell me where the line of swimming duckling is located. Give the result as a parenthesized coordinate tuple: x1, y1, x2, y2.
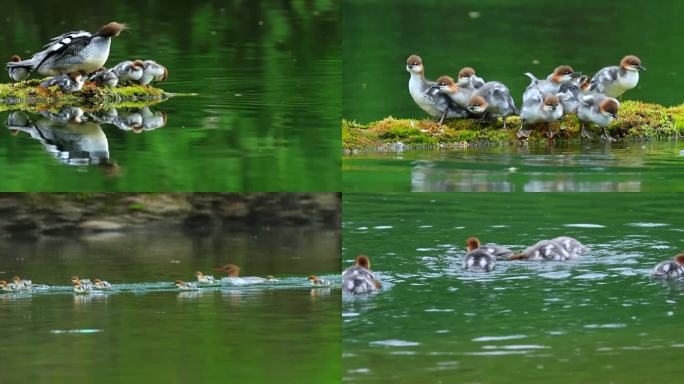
(406, 54, 645, 141)
(3, 22, 167, 99)
(343, 236, 684, 295)
(1, 264, 334, 295)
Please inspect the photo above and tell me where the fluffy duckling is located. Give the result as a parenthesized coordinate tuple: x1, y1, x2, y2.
(111, 60, 145, 83)
(525, 65, 579, 96)
(551, 236, 589, 257)
(577, 93, 620, 141)
(93, 279, 112, 290)
(466, 237, 514, 261)
(12, 276, 33, 290)
(8, 55, 29, 81)
(436, 75, 474, 110)
(556, 76, 591, 116)
(510, 239, 574, 261)
(195, 271, 216, 284)
(307, 275, 331, 286)
(590, 55, 644, 98)
(73, 281, 92, 294)
(174, 280, 198, 291)
(457, 67, 485, 89)
(139, 60, 168, 85)
(71, 276, 93, 290)
(519, 91, 563, 139)
(652, 254, 684, 279)
(342, 255, 381, 294)
(88, 67, 118, 88)
(467, 81, 517, 129)
(39, 72, 84, 93)
(0, 280, 21, 292)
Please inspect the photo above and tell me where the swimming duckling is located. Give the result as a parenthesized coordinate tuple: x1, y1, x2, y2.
(466, 237, 514, 261)
(590, 55, 644, 98)
(651, 254, 684, 279)
(88, 67, 118, 88)
(71, 276, 93, 290)
(342, 255, 381, 294)
(457, 67, 485, 89)
(12, 276, 33, 290)
(111, 60, 145, 83)
(0, 280, 21, 292)
(577, 93, 620, 141)
(39, 72, 84, 93)
(510, 239, 574, 261)
(73, 281, 92, 294)
(8, 55, 29, 81)
(550, 236, 589, 257)
(195, 271, 216, 284)
(307, 275, 331, 286)
(174, 280, 198, 291)
(93, 279, 112, 290)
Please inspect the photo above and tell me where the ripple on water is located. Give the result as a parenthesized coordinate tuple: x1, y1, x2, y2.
(564, 224, 606, 228)
(574, 273, 608, 280)
(50, 329, 103, 334)
(539, 271, 572, 279)
(584, 323, 627, 329)
(472, 334, 527, 342)
(625, 223, 669, 228)
(373, 226, 393, 230)
(370, 339, 420, 347)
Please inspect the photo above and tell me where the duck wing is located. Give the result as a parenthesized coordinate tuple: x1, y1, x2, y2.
(35, 31, 93, 71)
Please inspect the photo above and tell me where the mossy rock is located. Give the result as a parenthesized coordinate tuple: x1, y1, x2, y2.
(0, 79, 170, 112)
(342, 101, 684, 150)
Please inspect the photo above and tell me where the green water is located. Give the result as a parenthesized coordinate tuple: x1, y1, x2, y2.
(343, 193, 684, 383)
(0, 0, 340, 191)
(0, 225, 341, 383)
(344, 141, 684, 192)
(342, 0, 684, 192)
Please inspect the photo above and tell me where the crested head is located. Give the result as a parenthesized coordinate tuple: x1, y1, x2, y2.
(437, 75, 455, 86)
(71, 276, 80, 283)
(600, 99, 619, 117)
(307, 275, 318, 281)
(10, 55, 21, 62)
(675, 253, 684, 265)
(406, 54, 424, 76)
(0, 280, 7, 287)
(356, 255, 371, 269)
(458, 67, 476, 79)
(132, 60, 145, 69)
(543, 95, 560, 107)
(224, 264, 240, 277)
(468, 95, 488, 113)
(466, 237, 480, 252)
(12, 276, 20, 283)
(406, 55, 422, 66)
(94, 279, 102, 284)
(97, 22, 128, 38)
(196, 271, 204, 277)
(620, 55, 643, 70)
(554, 65, 574, 76)
(174, 280, 184, 286)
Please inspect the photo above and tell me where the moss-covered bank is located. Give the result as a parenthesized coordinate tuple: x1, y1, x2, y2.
(343, 101, 684, 151)
(0, 79, 169, 111)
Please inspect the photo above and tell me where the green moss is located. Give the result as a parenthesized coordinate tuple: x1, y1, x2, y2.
(0, 79, 170, 111)
(343, 101, 684, 150)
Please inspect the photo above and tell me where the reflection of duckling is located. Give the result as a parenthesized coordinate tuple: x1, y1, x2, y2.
(342, 255, 381, 294)
(652, 254, 684, 279)
(175, 280, 198, 291)
(111, 110, 144, 132)
(195, 271, 216, 284)
(140, 107, 167, 130)
(93, 279, 112, 290)
(307, 275, 331, 286)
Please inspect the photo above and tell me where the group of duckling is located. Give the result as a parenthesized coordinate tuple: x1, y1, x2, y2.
(343, 237, 684, 295)
(406, 54, 645, 141)
(4, 21, 167, 93)
(1, 264, 332, 294)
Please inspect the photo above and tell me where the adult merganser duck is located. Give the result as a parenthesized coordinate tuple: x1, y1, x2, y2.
(111, 60, 145, 83)
(577, 93, 620, 141)
(214, 264, 274, 284)
(0, 280, 21, 292)
(195, 271, 216, 284)
(139, 60, 168, 85)
(590, 55, 644, 98)
(40, 72, 84, 93)
(175, 280, 198, 291)
(510, 239, 574, 261)
(456, 67, 485, 89)
(307, 275, 331, 286)
(406, 55, 469, 124)
(651, 254, 684, 279)
(466, 237, 514, 261)
(88, 67, 118, 88)
(8, 55, 29, 81)
(6, 22, 127, 77)
(93, 279, 112, 290)
(550, 236, 589, 257)
(342, 255, 381, 294)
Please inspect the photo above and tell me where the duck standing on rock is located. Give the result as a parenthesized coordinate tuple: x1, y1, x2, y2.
(7, 55, 29, 81)
(111, 60, 145, 83)
(139, 60, 168, 85)
(88, 67, 118, 88)
(39, 72, 84, 93)
(6, 21, 127, 77)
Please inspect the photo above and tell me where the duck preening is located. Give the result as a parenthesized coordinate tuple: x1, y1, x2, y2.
(342, 255, 382, 294)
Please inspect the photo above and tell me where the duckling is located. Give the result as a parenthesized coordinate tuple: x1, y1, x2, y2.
(466, 237, 514, 261)
(174, 280, 198, 291)
(342, 255, 381, 294)
(556, 76, 591, 116)
(463, 248, 496, 272)
(577, 93, 620, 141)
(111, 60, 145, 83)
(195, 271, 216, 284)
(8, 55, 29, 81)
(436, 75, 474, 110)
(139, 60, 168, 85)
(519, 91, 563, 139)
(88, 67, 118, 88)
(550, 236, 589, 257)
(0, 280, 21, 292)
(590, 55, 644, 98)
(71, 276, 93, 290)
(467, 81, 517, 129)
(307, 275, 331, 286)
(93, 279, 112, 290)
(73, 281, 92, 294)
(39, 72, 84, 93)
(12, 276, 33, 290)
(510, 239, 573, 261)
(525, 65, 579, 96)
(456, 67, 485, 89)
(652, 254, 684, 279)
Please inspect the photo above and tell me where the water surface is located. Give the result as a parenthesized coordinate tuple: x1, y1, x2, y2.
(0, 225, 341, 383)
(343, 193, 684, 383)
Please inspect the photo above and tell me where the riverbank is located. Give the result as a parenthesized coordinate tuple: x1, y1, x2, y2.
(0, 193, 340, 236)
(343, 101, 684, 151)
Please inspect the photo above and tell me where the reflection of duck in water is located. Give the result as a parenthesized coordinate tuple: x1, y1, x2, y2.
(99, 106, 167, 133)
(466, 237, 513, 261)
(214, 264, 277, 285)
(342, 255, 381, 294)
(652, 254, 684, 279)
